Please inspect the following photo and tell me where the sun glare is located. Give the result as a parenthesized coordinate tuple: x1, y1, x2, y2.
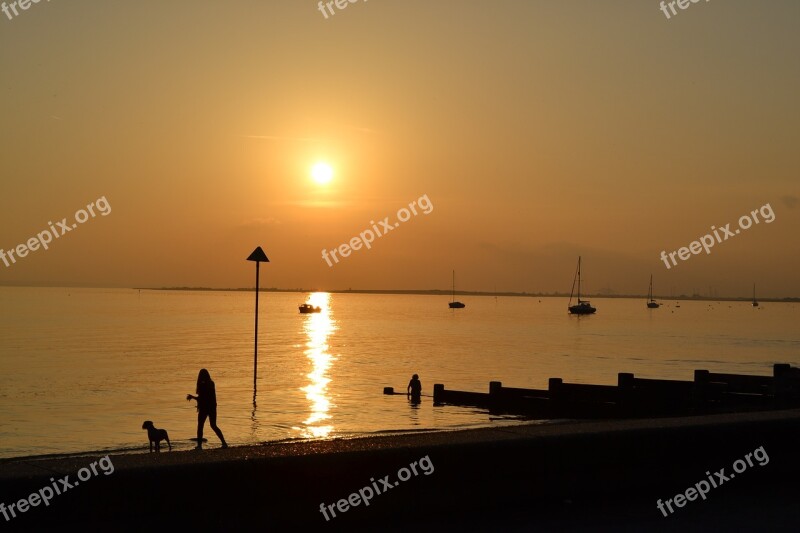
(311, 162, 333, 185)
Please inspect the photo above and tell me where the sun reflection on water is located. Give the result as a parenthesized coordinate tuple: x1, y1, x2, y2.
(298, 292, 336, 438)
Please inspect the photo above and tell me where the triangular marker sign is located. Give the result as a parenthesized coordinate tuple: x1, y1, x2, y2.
(246, 247, 269, 262)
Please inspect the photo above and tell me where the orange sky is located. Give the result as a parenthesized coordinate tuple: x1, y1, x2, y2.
(1, 1, 798, 297)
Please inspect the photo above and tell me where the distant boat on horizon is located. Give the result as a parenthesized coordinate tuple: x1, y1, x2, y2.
(449, 270, 465, 309)
(647, 274, 660, 309)
(752, 283, 759, 307)
(568, 256, 596, 315)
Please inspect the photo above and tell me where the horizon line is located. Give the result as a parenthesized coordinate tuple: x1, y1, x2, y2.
(1, 285, 797, 302)
(144, 287, 800, 302)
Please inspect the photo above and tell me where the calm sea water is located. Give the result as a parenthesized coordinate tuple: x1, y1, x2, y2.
(1, 287, 798, 459)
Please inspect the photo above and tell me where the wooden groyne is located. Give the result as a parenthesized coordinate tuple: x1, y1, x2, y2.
(431, 363, 800, 418)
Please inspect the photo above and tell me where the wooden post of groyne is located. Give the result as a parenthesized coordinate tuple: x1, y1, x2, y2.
(548, 378, 563, 415)
(489, 381, 502, 410)
(618, 372, 634, 416)
(694, 369, 710, 409)
(433, 383, 444, 404)
(489, 381, 502, 400)
(774, 363, 800, 404)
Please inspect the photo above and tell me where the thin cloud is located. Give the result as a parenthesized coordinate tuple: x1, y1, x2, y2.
(240, 134, 327, 142)
(346, 125, 376, 134)
(239, 217, 283, 228)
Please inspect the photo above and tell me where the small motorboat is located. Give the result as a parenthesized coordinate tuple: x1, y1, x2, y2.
(299, 303, 321, 314)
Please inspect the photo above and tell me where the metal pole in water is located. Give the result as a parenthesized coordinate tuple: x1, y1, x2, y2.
(246, 247, 270, 394)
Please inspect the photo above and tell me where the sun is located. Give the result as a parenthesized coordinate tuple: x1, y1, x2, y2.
(311, 162, 333, 185)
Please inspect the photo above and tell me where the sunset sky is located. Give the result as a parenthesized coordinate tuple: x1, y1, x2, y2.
(1, 1, 798, 297)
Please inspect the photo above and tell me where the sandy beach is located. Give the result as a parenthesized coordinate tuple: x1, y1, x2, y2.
(2, 409, 800, 531)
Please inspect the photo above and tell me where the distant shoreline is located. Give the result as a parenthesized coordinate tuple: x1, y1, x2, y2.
(1, 284, 796, 302)
(135, 287, 800, 303)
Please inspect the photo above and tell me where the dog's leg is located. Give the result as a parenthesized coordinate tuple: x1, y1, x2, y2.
(149, 441, 153, 453)
(165, 432, 171, 451)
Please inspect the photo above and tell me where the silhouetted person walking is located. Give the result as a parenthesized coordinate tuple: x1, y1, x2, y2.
(187, 368, 228, 449)
(407, 373, 422, 401)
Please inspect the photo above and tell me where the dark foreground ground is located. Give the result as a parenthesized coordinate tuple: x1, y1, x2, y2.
(2, 409, 800, 532)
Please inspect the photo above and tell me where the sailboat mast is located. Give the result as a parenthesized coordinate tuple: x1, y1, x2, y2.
(452, 270, 455, 302)
(577, 256, 582, 302)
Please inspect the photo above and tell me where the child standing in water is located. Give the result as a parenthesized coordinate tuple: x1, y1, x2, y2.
(187, 368, 228, 449)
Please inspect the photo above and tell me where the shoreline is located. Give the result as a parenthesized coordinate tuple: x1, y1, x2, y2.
(0, 419, 547, 474)
(3, 410, 800, 530)
(0, 418, 534, 464)
(140, 288, 800, 303)
(2, 409, 796, 473)
(2, 285, 797, 302)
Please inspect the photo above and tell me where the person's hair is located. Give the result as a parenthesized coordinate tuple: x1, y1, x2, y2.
(196, 368, 212, 394)
(412, 374, 419, 380)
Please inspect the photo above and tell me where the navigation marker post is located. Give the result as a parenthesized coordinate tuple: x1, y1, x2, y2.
(246, 246, 270, 393)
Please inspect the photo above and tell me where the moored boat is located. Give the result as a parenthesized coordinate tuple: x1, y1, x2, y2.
(449, 270, 465, 309)
(647, 274, 660, 309)
(568, 256, 596, 315)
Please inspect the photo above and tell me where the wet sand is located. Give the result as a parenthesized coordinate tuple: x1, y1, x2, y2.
(2, 409, 800, 531)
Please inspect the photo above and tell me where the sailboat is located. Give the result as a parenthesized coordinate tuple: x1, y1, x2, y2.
(752, 283, 759, 307)
(568, 256, 596, 315)
(449, 270, 465, 309)
(647, 274, 660, 309)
